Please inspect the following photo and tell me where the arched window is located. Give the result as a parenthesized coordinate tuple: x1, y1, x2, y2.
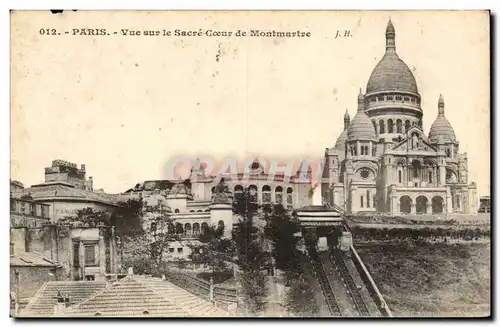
(275, 186, 283, 204)
(412, 160, 420, 179)
(190, 210, 194, 213)
(262, 185, 271, 203)
(388, 119, 394, 133)
(167, 223, 175, 234)
(201, 222, 209, 235)
(398, 170, 402, 183)
(405, 120, 410, 133)
(399, 196, 412, 214)
(150, 222, 157, 232)
(174, 209, 180, 213)
(373, 195, 376, 208)
(428, 171, 432, 183)
(396, 119, 402, 133)
(193, 223, 200, 235)
(234, 185, 244, 200)
(185, 223, 192, 235)
(366, 190, 370, 208)
(248, 185, 258, 203)
(286, 187, 293, 206)
(372, 120, 377, 132)
(197, 210, 202, 212)
(432, 196, 444, 214)
(379, 120, 385, 134)
(455, 195, 461, 209)
(175, 223, 183, 234)
(416, 196, 428, 214)
(360, 195, 364, 208)
(211, 186, 215, 194)
(372, 145, 376, 157)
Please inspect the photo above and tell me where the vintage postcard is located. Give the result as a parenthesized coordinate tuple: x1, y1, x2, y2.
(10, 10, 490, 318)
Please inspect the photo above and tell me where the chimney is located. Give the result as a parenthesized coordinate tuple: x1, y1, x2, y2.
(53, 291, 69, 315)
(88, 176, 93, 191)
(81, 164, 86, 172)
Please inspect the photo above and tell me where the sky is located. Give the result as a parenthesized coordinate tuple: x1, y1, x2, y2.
(10, 11, 490, 195)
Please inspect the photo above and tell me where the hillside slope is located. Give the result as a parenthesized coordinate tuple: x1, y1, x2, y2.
(356, 241, 490, 317)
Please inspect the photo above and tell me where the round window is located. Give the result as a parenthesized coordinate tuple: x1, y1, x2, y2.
(360, 169, 370, 179)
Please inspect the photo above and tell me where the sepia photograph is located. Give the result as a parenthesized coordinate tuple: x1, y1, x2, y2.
(9, 10, 490, 318)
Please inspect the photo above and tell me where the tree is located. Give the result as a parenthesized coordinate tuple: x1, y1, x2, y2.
(285, 273, 319, 317)
(58, 207, 112, 227)
(112, 198, 143, 238)
(232, 187, 268, 316)
(121, 214, 178, 275)
(188, 223, 235, 280)
(264, 204, 300, 276)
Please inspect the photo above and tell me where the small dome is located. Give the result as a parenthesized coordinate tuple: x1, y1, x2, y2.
(429, 116, 456, 143)
(428, 94, 456, 143)
(334, 129, 348, 149)
(347, 112, 377, 141)
(348, 90, 377, 141)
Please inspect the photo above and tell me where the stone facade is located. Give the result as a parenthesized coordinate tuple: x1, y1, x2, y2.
(322, 20, 478, 215)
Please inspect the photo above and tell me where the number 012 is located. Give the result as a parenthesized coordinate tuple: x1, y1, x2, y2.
(39, 29, 57, 35)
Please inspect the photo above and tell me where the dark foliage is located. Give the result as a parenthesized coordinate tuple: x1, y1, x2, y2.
(112, 198, 144, 238)
(232, 188, 268, 315)
(188, 224, 235, 279)
(264, 204, 300, 272)
(121, 214, 178, 275)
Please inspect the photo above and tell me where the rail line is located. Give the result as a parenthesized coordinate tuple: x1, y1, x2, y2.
(331, 250, 370, 316)
(307, 244, 342, 316)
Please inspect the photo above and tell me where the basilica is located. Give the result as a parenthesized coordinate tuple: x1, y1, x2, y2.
(322, 20, 478, 215)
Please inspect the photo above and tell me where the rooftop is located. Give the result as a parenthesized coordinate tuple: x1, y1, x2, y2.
(10, 251, 61, 268)
(11, 182, 119, 206)
(60, 275, 230, 317)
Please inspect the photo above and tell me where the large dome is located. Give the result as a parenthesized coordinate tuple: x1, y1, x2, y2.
(366, 20, 419, 95)
(366, 52, 419, 95)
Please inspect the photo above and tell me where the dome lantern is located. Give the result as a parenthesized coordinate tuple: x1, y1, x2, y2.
(385, 18, 396, 51)
(357, 88, 364, 111)
(343, 109, 350, 130)
(438, 93, 445, 115)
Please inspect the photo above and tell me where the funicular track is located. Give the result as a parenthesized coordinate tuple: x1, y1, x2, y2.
(330, 250, 370, 316)
(307, 244, 342, 316)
